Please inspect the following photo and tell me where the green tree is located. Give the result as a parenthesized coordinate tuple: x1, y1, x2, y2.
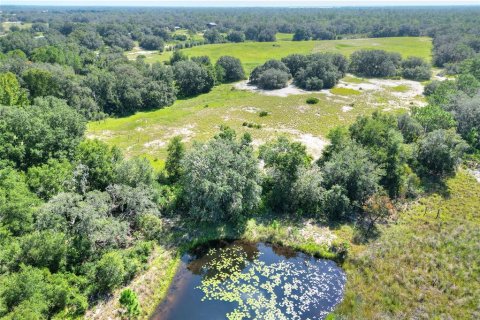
(181, 128, 262, 222)
(173, 60, 215, 97)
(322, 143, 382, 207)
(215, 56, 245, 83)
(22, 68, 58, 99)
(412, 105, 457, 132)
(349, 112, 406, 198)
(0, 72, 28, 106)
(95, 251, 126, 293)
(114, 157, 154, 187)
(27, 158, 73, 200)
(75, 139, 122, 191)
(416, 129, 468, 176)
(0, 168, 40, 236)
(259, 136, 311, 212)
(165, 136, 185, 182)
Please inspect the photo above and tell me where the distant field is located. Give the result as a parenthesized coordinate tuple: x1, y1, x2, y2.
(144, 37, 432, 74)
(1, 22, 32, 32)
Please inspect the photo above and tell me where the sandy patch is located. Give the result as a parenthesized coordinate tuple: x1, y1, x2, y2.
(296, 134, 328, 159)
(143, 140, 166, 149)
(342, 106, 353, 112)
(264, 127, 328, 159)
(469, 169, 480, 183)
(234, 80, 328, 97)
(337, 75, 424, 99)
(243, 106, 261, 113)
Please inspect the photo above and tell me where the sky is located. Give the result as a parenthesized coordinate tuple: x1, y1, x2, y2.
(2, 0, 480, 7)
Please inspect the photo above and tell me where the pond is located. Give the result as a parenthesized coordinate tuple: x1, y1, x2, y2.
(151, 240, 346, 320)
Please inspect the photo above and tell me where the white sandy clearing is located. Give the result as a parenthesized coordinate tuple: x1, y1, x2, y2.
(264, 127, 328, 159)
(143, 139, 166, 149)
(235, 80, 328, 97)
(234, 75, 425, 102)
(342, 105, 353, 112)
(242, 106, 261, 113)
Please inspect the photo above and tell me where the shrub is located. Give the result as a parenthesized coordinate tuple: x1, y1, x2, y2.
(119, 289, 141, 319)
(173, 60, 215, 97)
(95, 251, 126, 293)
(416, 129, 468, 176)
(306, 97, 319, 104)
(259, 111, 269, 117)
(226, 31, 245, 43)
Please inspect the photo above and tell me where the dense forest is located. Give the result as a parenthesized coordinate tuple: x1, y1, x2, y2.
(0, 5, 480, 319)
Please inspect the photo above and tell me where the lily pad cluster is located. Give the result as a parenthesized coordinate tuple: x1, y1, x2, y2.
(197, 246, 346, 320)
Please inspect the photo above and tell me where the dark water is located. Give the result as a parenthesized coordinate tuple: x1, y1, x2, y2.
(151, 240, 346, 320)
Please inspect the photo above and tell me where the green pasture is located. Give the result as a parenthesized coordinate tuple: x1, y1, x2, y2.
(144, 37, 432, 74)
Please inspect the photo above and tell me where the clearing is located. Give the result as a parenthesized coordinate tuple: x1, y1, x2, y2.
(134, 37, 432, 74)
(87, 74, 426, 169)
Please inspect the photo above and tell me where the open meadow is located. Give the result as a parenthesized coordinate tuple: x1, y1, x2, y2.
(91, 36, 432, 170)
(130, 36, 432, 74)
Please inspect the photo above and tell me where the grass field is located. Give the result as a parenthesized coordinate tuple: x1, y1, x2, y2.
(144, 37, 432, 74)
(87, 74, 425, 170)
(335, 171, 480, 319)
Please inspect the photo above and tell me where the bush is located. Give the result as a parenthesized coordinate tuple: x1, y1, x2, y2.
(119, 289, 141, 319)
(306, 97, 319, 104)
(257, 68, 290, 90)
(416, 129, 468, 176)
(95, 251, 126, 293)
(292, 53, 348, 90)
(173, 60, 215, 97)
(259, 111, 269, 117)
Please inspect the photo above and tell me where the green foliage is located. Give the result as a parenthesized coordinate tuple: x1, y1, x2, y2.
(249, 59, 290, 86)
(21, 68, 59, 99)
(397, 113, 423, 143)
(260, 136, 311, 212)
(322, 143, 382, 207)
(412, 104, 457, 132)
(350, 50, 402, 78)
(119, 289, 141, 319)
(27, 159, 73, 200)
(306, 97, 319, 104)
(0, 97, 86, 169)
(0, 72, 28, 106)
(0, 168, 40, 236)
(173, 60, 215, 97)
(214, 56, 245, 83)
(416, 129, 468, 176)
(165, 136, 185, 183)
(293, 53, 348, 90)
(95, 251, 126, 293)
(114, 157, 154, 187)
(349, 112, 406, 197)
(181, 128, 262, 222)
(400, 56, 431, 81)
(0, 265, 88, 319)
(75, 139, 122, 191)
(257, 68, 290, 90)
